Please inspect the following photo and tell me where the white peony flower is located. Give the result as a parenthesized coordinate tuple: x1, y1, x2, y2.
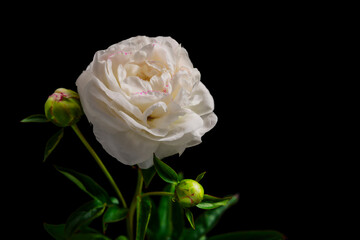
(76, 36, 217, 169)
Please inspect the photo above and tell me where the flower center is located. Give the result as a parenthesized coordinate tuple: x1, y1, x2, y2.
(125, 62, 160, 82)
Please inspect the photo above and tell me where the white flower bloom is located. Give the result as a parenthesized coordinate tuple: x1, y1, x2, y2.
(76, 36, 217, 169)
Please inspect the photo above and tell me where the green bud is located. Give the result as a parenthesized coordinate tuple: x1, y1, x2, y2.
(44, 88, 83, 127)
(175, 179, 204, 208)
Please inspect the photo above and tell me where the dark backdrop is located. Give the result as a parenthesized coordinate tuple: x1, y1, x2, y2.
(6, 3, 312, 239)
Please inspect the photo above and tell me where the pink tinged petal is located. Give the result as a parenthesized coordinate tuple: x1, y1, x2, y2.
(149, 72, 171, 92)
(120, 76, 152, 96)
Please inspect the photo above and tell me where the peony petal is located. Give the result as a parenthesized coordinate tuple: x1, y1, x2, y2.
(148, 42, 176, 73)
(149, 71, 171, 92)
(154, 36, 181, 50)
(171, 69, 193, 94)
(155, 131, 201, 159)
(93, 125, 159, 166)
(191, 68, 201, 88)
(194, 112, 218, 137)
(188, 82, 215, 116)
(173, 87, 190, 108)
(77, 70, 144, 125)
(176, 47, 194, 69)
(159, 110, 203, 142)
(155, 112, 217, 159)
(77, 71, 120, 129)
(148, 101, 186, 129)
(142, 101, 167, 126)
(129, 92, 170, 113)
(87, 51, 122, 92)
(120, 76, 152, 96)
(137, 158, 154, 169)
(155, 143, 187, 159)
(116, 64, 127, 88)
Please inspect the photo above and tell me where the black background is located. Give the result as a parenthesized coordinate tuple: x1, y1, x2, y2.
(6, 3, 320, 239)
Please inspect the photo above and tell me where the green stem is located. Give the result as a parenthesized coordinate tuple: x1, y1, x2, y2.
(71, 124, 127, 208)
(141, 191, 174, 198)
(127, 168, 143, 240)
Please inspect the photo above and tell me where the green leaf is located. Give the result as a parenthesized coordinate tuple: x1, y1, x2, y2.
(102, 205, 128, 233)
(70, 233, 112, 240)
(171, 201, 185, 239)
(155, 184, 175, 239)
(21, 114, 49, 123)
(140, 166, 156, 188)
(65, 200, 106, 238)
(43, 223, 66, 240)
(147, 183, 185, 240)
(196, 194, 232, 210)
(179, 195, 239, 240)
(103, 206, 128, 223)
(44, 128, 64, 162)
(195, 172, 206, 182)
(136, 196, 152, 240)
(77, 226, 100, 234)
(56, 166, 111, 204)
(185, 208, 195, 230)
(115, 236, 129, 240)
(144, 197, 158, 239)
(207, 231, 286, 240)
(153, 154, 179, 184)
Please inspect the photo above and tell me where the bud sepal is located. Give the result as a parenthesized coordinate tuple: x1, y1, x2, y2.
(21, 114, 49, 123)
(196, 194, 233, 210)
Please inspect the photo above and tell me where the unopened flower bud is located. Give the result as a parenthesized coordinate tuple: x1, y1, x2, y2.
(175, 179, 204, 208)
(44, 88, 83, 127)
